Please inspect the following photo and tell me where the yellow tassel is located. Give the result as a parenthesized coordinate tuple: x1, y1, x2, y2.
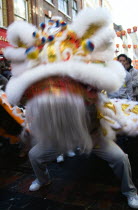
(81, 24, 101, 40)
(27, 49, 39, 59)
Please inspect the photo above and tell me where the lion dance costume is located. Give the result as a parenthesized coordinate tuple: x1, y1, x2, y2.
(4, 8, 138, 154)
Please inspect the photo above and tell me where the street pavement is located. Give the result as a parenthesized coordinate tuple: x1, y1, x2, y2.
(0, 136, 138, 210)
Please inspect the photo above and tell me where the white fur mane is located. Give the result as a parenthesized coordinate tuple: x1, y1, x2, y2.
(6, 60, 125, 105)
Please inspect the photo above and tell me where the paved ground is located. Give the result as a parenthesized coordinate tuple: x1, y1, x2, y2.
(0, 136, 138, 210)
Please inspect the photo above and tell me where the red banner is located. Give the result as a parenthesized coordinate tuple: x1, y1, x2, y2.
(0, 28, 10, 54)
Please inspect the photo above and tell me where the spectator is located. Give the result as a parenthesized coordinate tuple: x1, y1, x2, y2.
(0, 70, 8, 90)
(118, 54, 128, 66)
(2, 69, 12, 80)
(0, 57, 12, 80)
(125, 57, 138, 101)
(108, 54, 133, 100)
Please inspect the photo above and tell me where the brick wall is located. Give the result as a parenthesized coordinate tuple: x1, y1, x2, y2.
(4, 0, 35, 26)
(2, 0, 8, 27)
(6, 0, 14, 25)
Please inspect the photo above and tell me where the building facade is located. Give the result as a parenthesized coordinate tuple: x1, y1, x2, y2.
(115, 26, 138, 68)
(0, 0, 33, 27)
(83, 0, 102, 8)
(0, 0, 82, 54)
(83, 0, 112, 9)
(42, 0, 83, 24)
(0, 0, 83, 28)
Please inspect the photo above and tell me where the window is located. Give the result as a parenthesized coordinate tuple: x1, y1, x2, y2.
(58, 0, 69, 15)
(14, 0, 28, 21)
(46, 0, 53, 3)
(72, 0, 77, 19)
(0, 0, 3, 26)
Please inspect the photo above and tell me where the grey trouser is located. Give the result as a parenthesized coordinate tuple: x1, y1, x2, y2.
(93, 139, 137, 197)
(29, 139, 137, 197)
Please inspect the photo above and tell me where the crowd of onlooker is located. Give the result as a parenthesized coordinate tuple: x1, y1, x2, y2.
(108, 54, 138, 101)
(0, 56, 11, 91)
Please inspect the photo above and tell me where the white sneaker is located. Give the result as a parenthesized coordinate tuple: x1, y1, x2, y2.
(29, 179, 51, 191)
(67, 151, 76, 157)
(127, 194, 138, 209)
(29, 179, 42, 191)
(57, 154, 64, 163)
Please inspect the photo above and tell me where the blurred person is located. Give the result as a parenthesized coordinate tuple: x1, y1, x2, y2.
(0, 57, 10, 89)
(2, 69, 12, 80)
(125, 57, 138, 101)
(108, 54, 133, 100)
(117, 54, 128, 66)
(1, 59, 12, 80)
(0, 70, 8, 90)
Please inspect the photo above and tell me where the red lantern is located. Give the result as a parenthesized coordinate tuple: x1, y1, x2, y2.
(121, 30, 126, 36)
(116, 31, 121, 37)
(127, 28, 131, 34)
(133, 26, 137, 32)
(122, 44, 126, 48)
(116, 44, 119, 48)
(128, 44, 131, 48)
(134, 45, 137, 49)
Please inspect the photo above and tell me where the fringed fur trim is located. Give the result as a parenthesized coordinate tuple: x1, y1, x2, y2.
(7, 21, 37, 47)
(6, 60, 125, 105)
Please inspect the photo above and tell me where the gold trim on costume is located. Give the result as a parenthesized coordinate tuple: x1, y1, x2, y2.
(121, 104, 130, 116)
(97, 111, 115, 124)
(131, 105, 138, 114)
(104, 102, 116, 114)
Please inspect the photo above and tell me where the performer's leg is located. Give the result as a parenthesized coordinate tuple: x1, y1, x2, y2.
(29, 143, 59, 190)
(93, 139, 137, 197)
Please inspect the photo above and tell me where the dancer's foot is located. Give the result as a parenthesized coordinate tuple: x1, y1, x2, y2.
(57, 154, 64, 163)
(67, 150, 76, 157)
(29, 179, 51, 191)
(127, 194, 138, 209)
